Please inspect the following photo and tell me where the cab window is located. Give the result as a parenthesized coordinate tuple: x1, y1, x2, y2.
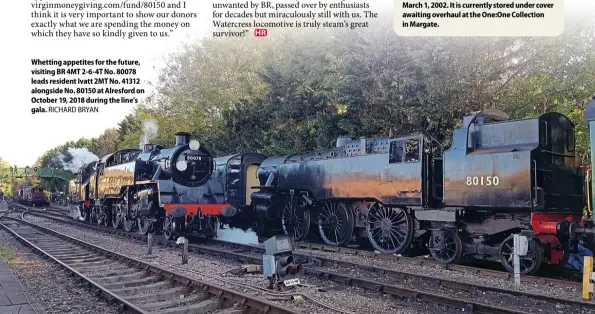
(389, 140, 404, 163)
(540, 121, 549, 146)
(405, 139, 420, 162)
(567, 129, 575, 152)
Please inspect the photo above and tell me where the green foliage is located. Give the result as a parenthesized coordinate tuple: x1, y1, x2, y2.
(0, 159, 36, 197)
(0, 159, 13, 196)
(0, 245, 13, 263)
(33, 15, 595, 196)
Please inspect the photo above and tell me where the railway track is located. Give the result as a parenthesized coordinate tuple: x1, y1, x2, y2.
(27, 203, 583, 288)
(0, 212, 300, 314)
(16, 205, 595, 314)
(292, 241, 583, 286)
(260, 232, 584, 285)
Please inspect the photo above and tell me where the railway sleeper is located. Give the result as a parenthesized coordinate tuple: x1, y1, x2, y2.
(215, 309, 243, 314)
(62, 256, 106, 263)
(34, 242, 78, 249)
(101, 275, 162, 290)
(51, 252, 97, 259)
(151, 299, 219, 314)
(36, 245, 77, 252)
(32, 239, 64, 244)
(111, 280, 170, 295)
(65, 259, 112, 267)
(125, 287, 190, 303)
(47, 251, 90, 258)
(86, 268, 145, 279)
(91, 271, 148, 283)
(76, 263, 130, 274)
(141, 293, 209, 311)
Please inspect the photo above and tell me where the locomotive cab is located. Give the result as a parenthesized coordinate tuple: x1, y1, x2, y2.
(388, 135, 444, 208)
(210, 153, 268, 228)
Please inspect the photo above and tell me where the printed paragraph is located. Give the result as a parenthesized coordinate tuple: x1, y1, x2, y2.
(30, 0, 197, 39)
(394, 0, 564, 36)
(211, 0, 378, 37)
(30, 58, 143, 114)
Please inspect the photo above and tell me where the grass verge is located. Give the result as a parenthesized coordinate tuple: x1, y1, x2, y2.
(0, 245, 13, 263)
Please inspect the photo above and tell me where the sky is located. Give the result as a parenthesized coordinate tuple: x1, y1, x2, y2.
(0, 0, 593, 167)
(0, 0, 213, 167)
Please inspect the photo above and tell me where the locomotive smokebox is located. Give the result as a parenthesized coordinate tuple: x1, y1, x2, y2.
(175, 132, 191, 146)
(143, 144, 156, 152)
(336, 137, 354, 147)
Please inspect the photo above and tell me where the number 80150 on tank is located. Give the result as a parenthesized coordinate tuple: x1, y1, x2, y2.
(253, 109, 586, 274)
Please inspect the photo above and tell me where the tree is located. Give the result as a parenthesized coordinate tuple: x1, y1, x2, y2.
(33, 15, 595, 182)
(92, 128, 120, 157)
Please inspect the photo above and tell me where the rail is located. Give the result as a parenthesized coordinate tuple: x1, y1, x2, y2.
(1, 211, 300, 314)
(15, 206, 593, 313)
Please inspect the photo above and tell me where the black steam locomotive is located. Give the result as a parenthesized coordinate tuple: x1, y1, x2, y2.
(247, 109, 585, 274)
(70, 132, 224, 239)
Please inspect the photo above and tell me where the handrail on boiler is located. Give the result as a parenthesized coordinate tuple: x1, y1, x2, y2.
(587, 168, 592, 219)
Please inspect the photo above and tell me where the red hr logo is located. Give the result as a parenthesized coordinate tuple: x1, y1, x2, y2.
(254, 29, 267, 37)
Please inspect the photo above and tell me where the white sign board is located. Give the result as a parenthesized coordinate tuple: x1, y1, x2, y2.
(283, 278, 300, 287)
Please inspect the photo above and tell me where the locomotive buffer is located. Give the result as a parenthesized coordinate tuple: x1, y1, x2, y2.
(262, 235, 303, 290)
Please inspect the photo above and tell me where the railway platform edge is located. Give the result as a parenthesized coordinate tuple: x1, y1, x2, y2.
(0, 258, 46, 314)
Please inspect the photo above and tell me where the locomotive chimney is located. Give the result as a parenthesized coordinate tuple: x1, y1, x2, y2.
(143, 144, 156, 152)
(175, 132, 191, 146)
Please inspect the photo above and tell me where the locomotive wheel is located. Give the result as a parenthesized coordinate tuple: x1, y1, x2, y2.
(500, 235, 543, 275)
(123, 217, 135, 232)
(281, 202, 310, 241)
(366, 204, 413, 254)
(206, 216, 219, 237)
(89, 207, 97, 224)
(428, 229, 462, 264)
(111, 206, 120, 229)
(317, 201, 354, 247)
(163, 215, 176, 240)
(78, 204, 88, 222)
(137, 217, 152, 235)
(101, 209, 110, 227)
(95, 208, 105, 226)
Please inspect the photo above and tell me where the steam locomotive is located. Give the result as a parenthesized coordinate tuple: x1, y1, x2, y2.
(68, 132, 227, 239)
(18, 186, 50, 207)
(246, 108, 592, 274)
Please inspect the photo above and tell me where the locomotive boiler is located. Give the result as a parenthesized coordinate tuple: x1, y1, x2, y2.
(252, 109, 586, 274)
